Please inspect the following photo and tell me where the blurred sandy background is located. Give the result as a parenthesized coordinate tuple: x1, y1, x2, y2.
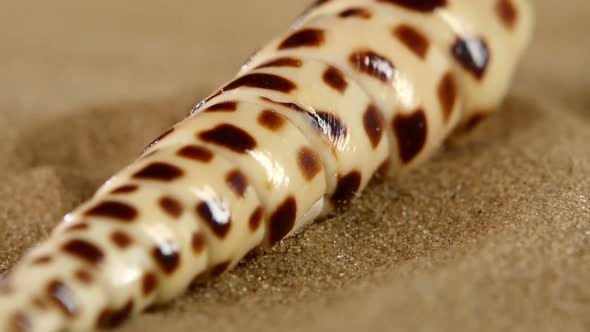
(0, 1, 589, 331)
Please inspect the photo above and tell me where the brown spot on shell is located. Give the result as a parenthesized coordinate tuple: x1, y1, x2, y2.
(111, 231, 133, 249)
(223, 73, 297, 93)
(255, 57, 303, 69)
(377, 0, 446, 12)
(152, 243, 180, 275)
(496, 0, 518, 29)
(159, 196, 184, 219)
(111, 184, 138, 195)
(199, 124, 257, 153)
(225, 170, 248, 198)
(133, 162, 184, 182)
(297, 147, 322, 181)
(249, 207, 264, 232)
(331, 171, 362, 205)
(191, 232, 206, 254)
(258, 109, 286, 131)
(197, 200, 231, 238)
(62, 239, 104, 265)
(339, 7, 372, 19)
(205, 101, 238, 112)
(438, 72, 458, 122)
(451, 36, 490, 80)
(177, 145, 213, 162)
(269, 197, 297, 245)
(142, 273, 158, 296)
(350, 50, 395, 83)
(47, 280, 78, 317)
(393, 109, 428, 163)
(394, 24, 430, 59)
(64, 222, 90, 232)
(279, 28, 325, 49)
(75, 270, 94, 284)
(363, 104, 385, 148)
(323, 66, 348, 93)
(97, 300, 134, 328)
(210, 261, 231, 277)
(85, 201, 137, 222)
(31, 255, 53, 265)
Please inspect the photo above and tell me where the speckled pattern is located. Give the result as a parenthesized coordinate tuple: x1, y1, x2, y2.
(0, 0, 533, 331)
(1, 0, 590, 332)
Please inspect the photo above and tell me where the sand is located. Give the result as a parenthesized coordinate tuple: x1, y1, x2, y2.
(0, 1, 588, 331)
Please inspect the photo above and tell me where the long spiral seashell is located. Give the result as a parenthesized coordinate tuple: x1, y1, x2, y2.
(0, 1, 533, 331)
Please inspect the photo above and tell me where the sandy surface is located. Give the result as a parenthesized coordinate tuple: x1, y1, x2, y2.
(0, 1, 588, 331)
